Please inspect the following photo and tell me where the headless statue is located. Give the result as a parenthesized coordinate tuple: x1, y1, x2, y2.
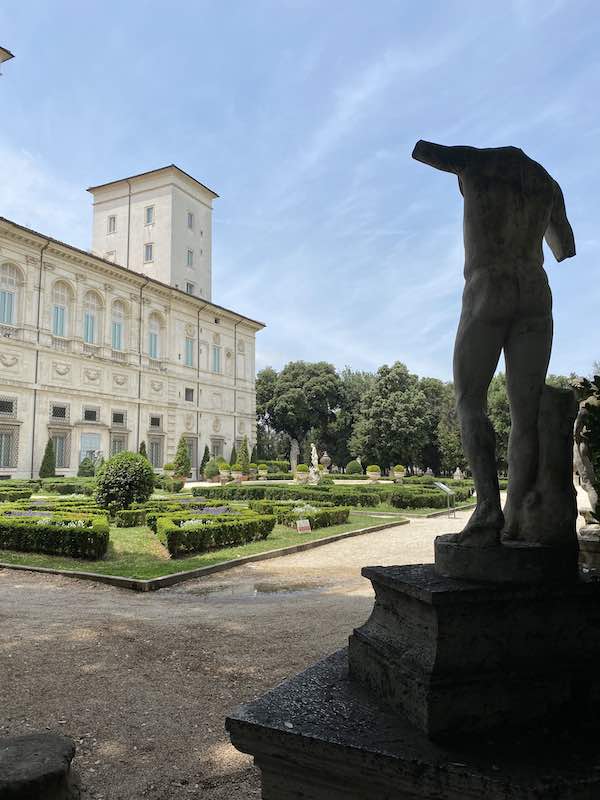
(413, 141, 576, 546)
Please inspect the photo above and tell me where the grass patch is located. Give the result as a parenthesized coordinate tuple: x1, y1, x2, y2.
(0, 513, 406, 580)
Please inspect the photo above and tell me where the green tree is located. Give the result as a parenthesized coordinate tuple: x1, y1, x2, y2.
(139, 441, 148, 460)
(39, 439, 56, 478)
(349, 362, 429, 469)
(95, 451, 155, 511)
(487, 374, 511, 471)
(229, 444, 237, 466)
(200, 444, 210, 474)
(416, 377, 448, 474)
(238, 436, 250, 474)
(436, 384, 465, 474)
(325, 368, 375, 467)
(78, 456, 95, 477)
(173, 435, 191, 478)
(266, 361, 341, 459)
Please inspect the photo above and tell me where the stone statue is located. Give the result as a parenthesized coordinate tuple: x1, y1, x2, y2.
(453, 467, 464, 481)
(308, 443, 320, 485)
(413, 141, 577, 567)
(574, 396, 599, 523)
(289, 439, 300, 473)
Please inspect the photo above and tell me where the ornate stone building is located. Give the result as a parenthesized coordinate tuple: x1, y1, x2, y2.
(0, 165, 264, 479)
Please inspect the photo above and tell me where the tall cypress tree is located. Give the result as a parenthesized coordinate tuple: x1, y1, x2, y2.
(173, 435, 191, 478)
(239, 436, 250, 474)
(39, 439, 56, 478)
(200, 445, 210, 474)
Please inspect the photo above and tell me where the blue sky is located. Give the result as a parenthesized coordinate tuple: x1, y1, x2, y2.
(1, 0, 598, 380)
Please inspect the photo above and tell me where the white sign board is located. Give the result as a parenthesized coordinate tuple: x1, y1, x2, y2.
(296, 519, 312, 533)
(434, 481, 455, 496)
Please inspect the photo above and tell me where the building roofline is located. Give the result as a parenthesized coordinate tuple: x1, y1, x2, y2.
(0, 216, 265, 329)
(86, 164, 219, 199)
(0, 46, 15, 64)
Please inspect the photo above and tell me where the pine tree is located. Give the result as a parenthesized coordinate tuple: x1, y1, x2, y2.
(239, 435, 250, 474)
(139, 441, 148, 460)
(39, 439, 56, 478)
(200, 445, 210, 474)
(173, 435, 191, 478)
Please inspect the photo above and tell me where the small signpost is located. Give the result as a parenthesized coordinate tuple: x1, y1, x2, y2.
(434, 481, 456, 518)
(296, 519, 312, 533)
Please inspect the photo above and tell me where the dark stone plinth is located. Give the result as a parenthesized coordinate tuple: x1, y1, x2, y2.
(579, 525, 600, 570)
(348, 564, 600, 737)
(434, 533, 579, 584)
(226, 649, 600, 800)
(0, 733, 78, 799)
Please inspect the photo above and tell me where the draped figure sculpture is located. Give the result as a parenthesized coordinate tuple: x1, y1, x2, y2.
(413, 141, 576, 548)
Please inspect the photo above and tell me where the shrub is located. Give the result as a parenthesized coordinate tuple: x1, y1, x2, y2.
(258, 464, 268, 471)
(200, 445, 210, 474)
(295, 464, 309, 473)
(163, 462, 175, 471)
(0, 514, 109, 559)
(42, 479, 95, 495)
(193, 484, 381, 507)
(346, 460, 362, 475)
(231, 463, 242, 472)
(78, 457, 95, 478)
(157, 513, 276, 557)
(173, 435, 191, 478)
(249, 463, 257, 471)
(394, 465, 406, 473)
(0, 488, 34, 502)
(280, 506, 350, 529)
(229, 445, 237, 467)
(238, 436, 250, 475)
(366, 465, 381, 474)
(39, 440, 56, 478)
(95, 451, 155, 511)
(203, 458, 220, 480)
(114, 509, 147, 527)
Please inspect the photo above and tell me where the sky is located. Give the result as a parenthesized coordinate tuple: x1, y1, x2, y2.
(0, 0, 598, 381)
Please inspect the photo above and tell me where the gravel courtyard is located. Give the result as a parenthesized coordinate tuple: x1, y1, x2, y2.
(0, 511, 468, 799)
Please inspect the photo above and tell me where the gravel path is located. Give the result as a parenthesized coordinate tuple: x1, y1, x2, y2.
(0, 511, 468, 799)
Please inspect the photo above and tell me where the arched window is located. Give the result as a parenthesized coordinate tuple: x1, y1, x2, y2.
(111, 300, 126, 351)
(52, 281, 73, 338)
(0, 263, 19, 326)
(148, 313, 161, 359)
(83, 291, 103, 345)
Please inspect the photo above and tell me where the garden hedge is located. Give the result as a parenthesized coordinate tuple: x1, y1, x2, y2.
(156, 513, 276, 557)
(0, 514, 109, 559)
(193, 484, 381, 507)
(279, 506, 350, 529)
(114, 509, 148, 527)
(0, 488, 34, 502)
(41, 480, 95, 495)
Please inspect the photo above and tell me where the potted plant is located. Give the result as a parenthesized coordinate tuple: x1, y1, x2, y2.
(218, 461, 231, 482)
(366, 464, 381, 481)
(163, 461, 175, 477)
(258, 463, 269, 480)
(231, 463, 243, 482)
(249, 462, 258, 479)
(393, 464, 406, 483)
(203, 458, 221, 483)
(295, 464, 309, 484)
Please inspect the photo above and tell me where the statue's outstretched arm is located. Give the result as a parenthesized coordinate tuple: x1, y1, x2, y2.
(411, 140, 474, 174)
(545, 179, 576, 262)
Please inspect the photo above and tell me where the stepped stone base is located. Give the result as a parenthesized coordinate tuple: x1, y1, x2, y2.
(348, 564, 600, 737)
(0, 733, 79, 799)
(227, 649, 600, 800)
(579, 524, 600, 570)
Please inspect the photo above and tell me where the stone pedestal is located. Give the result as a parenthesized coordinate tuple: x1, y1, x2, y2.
(0, 733, 79, 799)
(226, 649, 600, 800)
(579, 524, 600, 570)
(348, 564, 600, 737)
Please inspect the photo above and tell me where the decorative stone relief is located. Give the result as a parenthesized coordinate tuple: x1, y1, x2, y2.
(212, 416, 222, 433)
(185, 414, 194, 431)
(0, 353, 18, 369)
(113, 373, 128, 387)
(151, 380, 163, 393)
(53, 362, 70, 377)
(185, 323, 195, 337)
(83, 368, 101, 384)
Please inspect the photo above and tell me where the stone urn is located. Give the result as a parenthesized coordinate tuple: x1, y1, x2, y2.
(296, 469, 309, 484)
(366, 467, 381, 482)
(219, 467, 231, 483)
(231, 467, 243, 483)
(319, 451, 332, 472)
(258, 467, 268, 480)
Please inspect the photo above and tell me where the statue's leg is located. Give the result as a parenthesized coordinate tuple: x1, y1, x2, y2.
(453, 311, 505, 545)
(502, 312, 553, 540)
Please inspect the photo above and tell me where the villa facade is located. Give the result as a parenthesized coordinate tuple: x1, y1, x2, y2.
(0, 165, 264, 479)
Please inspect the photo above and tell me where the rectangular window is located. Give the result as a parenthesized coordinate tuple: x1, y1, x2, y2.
(83, 408, 98, 422)
(184, 337, 194, 367)
(187, 212, 194, 229)
(111, 411, 125, 426)
(0, 290, 14, 325)
(185, 387, 194, 402)
(83, 312, 95, 344)
(149, 438, 162, 468)
(145, 206, 154, 225)
(53, 305, 65, 337)
(150, 415, 161, 429)
(144, 243, 153, 263)
(185, 281, 195, 295)
(52, 434, 67, 468)
(108, 215, 116, 234)
(211, 345, 221, 374)
(210, 439, 224, 459)
(186, 249, 194, 267)
(0, 399, 15, 416)
(149, 332, 158, 359)
(80, 432, 101, 463)
(111, 436, 126, 456)
(111, 321, 123, 351)
(51, 404, 68, 420)
(0, 431, 14, 467)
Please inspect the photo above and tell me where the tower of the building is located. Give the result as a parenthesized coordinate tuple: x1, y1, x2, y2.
(87, 165, 218, 300)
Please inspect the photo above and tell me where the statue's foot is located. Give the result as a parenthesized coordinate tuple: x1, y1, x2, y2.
(446, 502, 503, 547)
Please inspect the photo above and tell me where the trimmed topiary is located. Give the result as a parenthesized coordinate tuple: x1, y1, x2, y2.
(346, 460, 362, 475)
(366, 465, 381, 474)
(204, 458, 220, 479)
(78, 456, 95, 478)
(39, 439, 56, 479)
(173, 435, 191, 479)
(200, 444, 210, 474)
(231, 463, 242, 472)
(239, 436, 250, 475)
(295, 464, 309, 473)
(95, 451, 155, 512)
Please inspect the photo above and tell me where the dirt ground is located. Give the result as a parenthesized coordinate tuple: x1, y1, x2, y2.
(0, 512, 468, 799)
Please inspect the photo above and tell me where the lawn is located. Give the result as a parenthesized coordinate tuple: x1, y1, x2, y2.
(0, 513, 407, 580)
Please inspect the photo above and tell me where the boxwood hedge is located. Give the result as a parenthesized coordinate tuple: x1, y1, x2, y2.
(193, 484, 380, 507)
(156, 513, 276, 557)
(0, 513, 109, 559)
